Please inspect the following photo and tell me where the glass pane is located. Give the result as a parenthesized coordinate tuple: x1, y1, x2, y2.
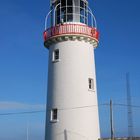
(55, 50, 59, 60)
(67, 14, 73, 22)
(67, 0, 73, 22)
(80, 0, 85, 23)
(89, 78, 94, 90)
(67, 0, 72, 6)
(56, 5, 60, 24)
(80, 0, 84, 9)
(51, 109, 58, 121)
(61, 0, 66, 7)
(80, 15, 85, 23)
(61, 7, 66, 22)
(67, 7, 72, 14)
(85, 3, 88, 24)
(73, 0, 80, 22)
(53, 109, 57, 120)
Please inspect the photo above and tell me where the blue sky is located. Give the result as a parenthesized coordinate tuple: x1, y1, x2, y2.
(0, 0, 140, 139)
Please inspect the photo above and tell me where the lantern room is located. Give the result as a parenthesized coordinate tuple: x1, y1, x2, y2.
(44, 0, 98, 46)
(51, 0, 88, 25)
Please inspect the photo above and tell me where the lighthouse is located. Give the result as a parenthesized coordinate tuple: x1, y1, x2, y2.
(44, 0, 100, 140)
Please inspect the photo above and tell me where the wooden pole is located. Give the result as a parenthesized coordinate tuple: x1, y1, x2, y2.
(110, 100, 114, 140)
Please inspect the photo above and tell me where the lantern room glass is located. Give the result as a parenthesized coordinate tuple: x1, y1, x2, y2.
(53, 0, 88, 25)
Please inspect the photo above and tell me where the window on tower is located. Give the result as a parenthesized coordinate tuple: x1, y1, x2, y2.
(88, 78, 94, 90)
(50, 108, 58, 122)
(53, 49, 60, 62)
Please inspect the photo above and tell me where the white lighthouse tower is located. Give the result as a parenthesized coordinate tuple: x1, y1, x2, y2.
(44, 0, 100, 140)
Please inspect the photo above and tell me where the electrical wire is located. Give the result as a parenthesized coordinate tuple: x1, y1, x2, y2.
(0, 110, 45, 116)
(113, 103, 140, 108)
(0, 103, 140, 116)
(0, 104, 107, 116)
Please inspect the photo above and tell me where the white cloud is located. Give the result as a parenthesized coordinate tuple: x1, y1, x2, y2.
(0, 101, 45, 110)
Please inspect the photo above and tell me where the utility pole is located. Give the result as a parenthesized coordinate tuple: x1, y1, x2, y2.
(110, 100, 115, 140)
(126, 73, 134, 140)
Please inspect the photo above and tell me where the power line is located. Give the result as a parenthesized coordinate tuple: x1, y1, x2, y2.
(113, 103, 140, 108)
(0, 103, 140, 116)
(58, 103, 109, 111)
(0, 110, 45, 116)
(0, 104, 107, 116)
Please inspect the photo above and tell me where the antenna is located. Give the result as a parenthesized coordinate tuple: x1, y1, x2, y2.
(126, 73, 134, 139)
(27, 121, 29, 140)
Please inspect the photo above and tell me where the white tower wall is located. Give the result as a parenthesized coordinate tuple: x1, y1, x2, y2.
(45, 39, 100, 140)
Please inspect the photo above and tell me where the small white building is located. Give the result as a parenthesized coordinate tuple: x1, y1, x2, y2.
(44, 0, 100, 140)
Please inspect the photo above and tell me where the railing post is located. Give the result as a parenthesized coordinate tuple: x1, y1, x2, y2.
(45, 9, 53, 30)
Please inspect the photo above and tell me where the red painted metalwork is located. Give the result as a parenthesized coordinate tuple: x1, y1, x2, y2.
(43, 24, 99, 41)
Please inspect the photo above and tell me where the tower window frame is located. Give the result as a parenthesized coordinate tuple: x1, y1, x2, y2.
(52, 49, 60, 62)
(88, 78, 94, 91)
(50, 108, 58, 123)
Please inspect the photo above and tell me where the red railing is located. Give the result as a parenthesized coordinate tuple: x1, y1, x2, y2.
(43, 24, 99, 41)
